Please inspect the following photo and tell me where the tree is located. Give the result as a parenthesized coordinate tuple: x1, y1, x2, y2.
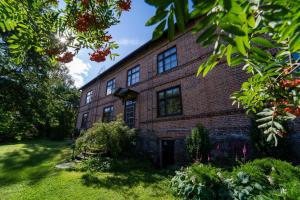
(145, 0, 300, 146)
(0, 0, 132, 64)
(0, 0, 132, 140)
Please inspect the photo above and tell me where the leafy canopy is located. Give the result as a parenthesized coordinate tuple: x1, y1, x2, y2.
(146, 0, 300, 146)
(0, 0, 132, 64)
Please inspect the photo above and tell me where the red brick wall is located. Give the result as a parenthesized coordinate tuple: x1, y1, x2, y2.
(77, 28, 251, 135)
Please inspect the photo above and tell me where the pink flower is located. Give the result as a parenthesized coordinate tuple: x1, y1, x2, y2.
(216, 144, 220, 151)
(208, 154, 211, 162)
(242, 144, 247, 157)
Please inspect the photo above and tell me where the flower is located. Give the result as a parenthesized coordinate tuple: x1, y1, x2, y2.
(242, 144, 247, 157)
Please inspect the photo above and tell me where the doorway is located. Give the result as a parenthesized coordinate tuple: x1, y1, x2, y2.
(161, 140, 175, 167)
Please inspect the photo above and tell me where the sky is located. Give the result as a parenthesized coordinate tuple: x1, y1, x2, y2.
(65, 1, 156, 88)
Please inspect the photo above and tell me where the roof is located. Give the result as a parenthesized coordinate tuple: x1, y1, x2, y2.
(79, 19, 197, 90)
(79, 37, 163, 90)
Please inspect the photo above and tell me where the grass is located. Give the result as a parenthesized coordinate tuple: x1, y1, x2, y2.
(0, 140, 176, 200)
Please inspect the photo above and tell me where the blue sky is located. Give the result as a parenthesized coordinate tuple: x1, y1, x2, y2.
(65, 1, 156, 87)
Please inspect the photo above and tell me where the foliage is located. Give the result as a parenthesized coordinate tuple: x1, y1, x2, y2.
(76, 157, 112, 172)
(0, 42, 79, 141)
(0, 0, 132, 64)
(171, 158, 300, 200)
(185, 123, 210, 162)
(146, 0, 300, 145)
(250, 119, 290, 159)
(75, 116, 136, 158)
(170, 164, 227, 200)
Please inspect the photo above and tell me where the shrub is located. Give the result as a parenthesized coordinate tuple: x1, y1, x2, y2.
(75, 116, 136, 158)
(171, 158, 300, 200)
(77, 157, 112, 172)
(185, 123, 210, 162)
(171, 165, 227, 200)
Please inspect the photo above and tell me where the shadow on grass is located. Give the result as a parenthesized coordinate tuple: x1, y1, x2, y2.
(0, 140, 71, 186)
(80, 158, 176, 196)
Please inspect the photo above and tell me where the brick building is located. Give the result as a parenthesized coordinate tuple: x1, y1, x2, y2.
(76, 27, 254, 167)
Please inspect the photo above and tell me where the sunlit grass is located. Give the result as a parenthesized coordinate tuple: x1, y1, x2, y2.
(0, 140, 176, 200)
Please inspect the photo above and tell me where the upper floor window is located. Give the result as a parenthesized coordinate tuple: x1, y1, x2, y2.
(102, 106, 114, 122)
(106, 78, 116, 95)
(85, 90, 93, 104)
(81, 113, 89, 129)
(157, 46, 178, 74)
(127, 65, 140, 86)
(157, 86, 182, 117)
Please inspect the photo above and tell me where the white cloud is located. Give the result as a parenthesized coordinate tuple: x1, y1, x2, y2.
(65, 57, 91, 88)
(116, 38, 144, 46)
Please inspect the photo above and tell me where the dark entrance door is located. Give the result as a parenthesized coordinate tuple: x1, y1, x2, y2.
(162, 140, 175, 167)
(124, 100, 136, 128)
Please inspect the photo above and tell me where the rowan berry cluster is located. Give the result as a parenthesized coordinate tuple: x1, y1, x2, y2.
(117, 0, 131, 11)
(90, 48, 111, 62)
(76, 13, 96, 32)
(56, 52, 74, 63)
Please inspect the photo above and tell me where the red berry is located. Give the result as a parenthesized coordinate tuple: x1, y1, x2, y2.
(117, 0, 131, 11)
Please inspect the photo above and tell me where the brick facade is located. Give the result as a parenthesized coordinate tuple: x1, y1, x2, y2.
(77, 28, 253, 166)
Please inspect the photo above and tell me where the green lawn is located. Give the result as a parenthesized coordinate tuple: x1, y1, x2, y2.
(0, 140, 176, 200)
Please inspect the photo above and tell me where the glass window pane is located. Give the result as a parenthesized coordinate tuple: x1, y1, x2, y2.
(166, 98, 181, 115)
(159, 101, 165, 116)
(170, 47, 176, 54)
(158, 92, 165, 99)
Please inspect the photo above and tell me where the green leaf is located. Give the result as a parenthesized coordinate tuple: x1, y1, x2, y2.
(235, 37, 247, 56)
(227, 45, 232, 66)
(145, 10, 168, 26)
(196, 62, 205, 77)
(223, 0, 232, 11)
(192, 14, 214, 33)
(196, 25, 216, 44)
(8, 44, 20, 49)
(174, 0, 186, 32)
(193, 0, 217, 15)
(290, 33, 300, 51)
(0, 22, 5, 32)
(152, 20, 166, 40)
(221, 24, 246, 36)
(251, 47, 271, 59)
(248, 15, 256, 28)
(251, 37, 275, 48)
(167, 8, 175, 41)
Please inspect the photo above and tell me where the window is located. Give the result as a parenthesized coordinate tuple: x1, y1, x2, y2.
(157, 86, 182, 117)
(157, 46, 178, 74)
(106, 78, 116, 95)
(102, 106, 114, 122)
(127, 65, 140, 86)
(81, 113, 89, 129)
(85, 90, 93, 104)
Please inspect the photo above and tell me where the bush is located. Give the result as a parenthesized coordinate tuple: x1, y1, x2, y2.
(171, 158, 300, 200)
(75, 116, 136, 158)
(185, 123, 210, 162)
(76, 157, 112, 172)
(171, 165, 227, 200)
